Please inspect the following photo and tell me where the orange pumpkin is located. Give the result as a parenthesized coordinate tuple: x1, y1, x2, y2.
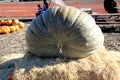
(14, 25, 20, 31)
(0, 20, 4, 25)
(0, 21, 2, 26)
(2, 20, 7, 25)
(0, 27, 2, 33)
(13, 19, 19, 25)
(6, 19, 12, 26)
(1, 26, 10, 34)
(18, 22, 25, 28)
(9, 26, 16, 32)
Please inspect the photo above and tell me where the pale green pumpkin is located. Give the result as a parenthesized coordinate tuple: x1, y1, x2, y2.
(25, 6, 104, 58)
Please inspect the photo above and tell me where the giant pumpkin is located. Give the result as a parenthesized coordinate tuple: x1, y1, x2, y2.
(25, 6, 104, 58)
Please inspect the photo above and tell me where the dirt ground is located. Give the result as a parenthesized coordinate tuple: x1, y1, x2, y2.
(0, 23, 120, 57)
(104, 31, 120, 51)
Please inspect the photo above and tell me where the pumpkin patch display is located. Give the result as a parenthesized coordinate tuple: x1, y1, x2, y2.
(0, 19, 25, 34)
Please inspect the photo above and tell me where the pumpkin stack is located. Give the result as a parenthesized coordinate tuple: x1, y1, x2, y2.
(0, 19, 25, 34)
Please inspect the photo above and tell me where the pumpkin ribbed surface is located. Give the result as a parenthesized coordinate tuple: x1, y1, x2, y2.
(25, 6, 104, 58)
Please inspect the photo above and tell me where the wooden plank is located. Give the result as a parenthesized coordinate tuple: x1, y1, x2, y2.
(96, 22, 120, 24)
(94, 18, 120, 21)
(91, 14, 120, 16)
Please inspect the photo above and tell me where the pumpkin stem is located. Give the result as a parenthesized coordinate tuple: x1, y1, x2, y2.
(59, 48, 63, 53)
(57, 41, 63, 53)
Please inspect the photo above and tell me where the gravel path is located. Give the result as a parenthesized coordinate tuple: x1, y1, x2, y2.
(0, 24, 29, 56)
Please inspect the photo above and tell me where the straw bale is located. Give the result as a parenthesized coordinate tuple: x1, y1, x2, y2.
(12, 47, 120, 80)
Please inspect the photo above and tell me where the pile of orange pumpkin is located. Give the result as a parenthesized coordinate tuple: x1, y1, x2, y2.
(0, 19, 25, 34)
